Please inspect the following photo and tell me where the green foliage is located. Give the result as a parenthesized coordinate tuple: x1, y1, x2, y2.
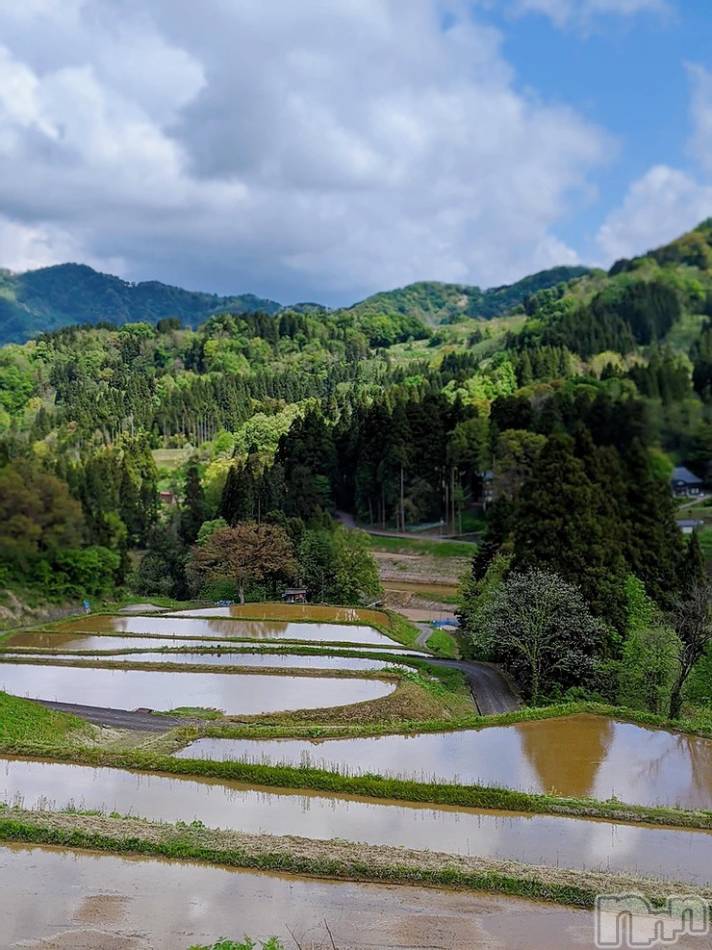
(618, 624, 682, 715)
(476, 569, 606, 702)
(345, 268, 590, 329)
(196, 518, 228, 545)
(458, 553, 511, 657)
(623, 575, 656, 637)
(299, 526, 381, 605)
(0, 262, 282, 344)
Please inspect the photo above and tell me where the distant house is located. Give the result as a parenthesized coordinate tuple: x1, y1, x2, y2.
(282, 588, 307, 604)
(676, 519, 705, 536)
(671, 466, 703, 498)
(159, 490, 177, 507)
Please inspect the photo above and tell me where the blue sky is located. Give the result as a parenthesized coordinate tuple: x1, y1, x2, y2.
(484, 0, 711, 262)
(0, 0, 709, 304)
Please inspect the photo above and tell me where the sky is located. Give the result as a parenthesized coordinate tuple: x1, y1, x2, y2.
(0, 0, 710, 306)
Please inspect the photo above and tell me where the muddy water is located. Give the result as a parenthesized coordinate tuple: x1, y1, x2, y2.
(170, 603, 392, 627)
(1, 757, 711, 883)
(0, 843, 624, 950)
(0, 663, 394, 714)
(31, 614, 401, 647)
(6, 631, 425, 655)
(177, 713, 712, 811)
(1, 651, 402, 671)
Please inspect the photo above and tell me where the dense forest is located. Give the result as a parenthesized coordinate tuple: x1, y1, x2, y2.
(0, 261, 589, 344)
(3, 220, 712, 714)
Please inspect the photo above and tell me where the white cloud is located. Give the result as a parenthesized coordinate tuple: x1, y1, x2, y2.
(689, 64, 712, 177)
(596, 62, 712, 266)
(0, 214, 123, 275)
(0, 1, 610, 303)
(508, 0, 670, 28)
(596, 166, 712, 263)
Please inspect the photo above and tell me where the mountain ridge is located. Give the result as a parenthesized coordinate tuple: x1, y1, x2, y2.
(0, 260, 592, 344)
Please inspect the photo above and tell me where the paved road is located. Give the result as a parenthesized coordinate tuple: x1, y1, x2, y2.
(432, 657, 521, 715)
(413, 624, 519, 714)
(36, 700, 180, 732)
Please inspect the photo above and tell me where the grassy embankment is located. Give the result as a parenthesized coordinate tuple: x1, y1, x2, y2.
(2, 694, 712, 831)
(369, 535, 476, 558)
(0, 807, 705, 911)
(0, 692, 88, 744)
(3, 691, 712, 906)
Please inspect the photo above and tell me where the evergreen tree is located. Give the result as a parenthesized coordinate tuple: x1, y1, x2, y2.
(513, 433, 628, 628)
(180, 459, 207, 544)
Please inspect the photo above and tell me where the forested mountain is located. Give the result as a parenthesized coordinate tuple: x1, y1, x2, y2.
(3, 220, 712, 711)
(0, 260, 590, 345)
(345, 266, 591, 327)
(0, 264, 282, 344)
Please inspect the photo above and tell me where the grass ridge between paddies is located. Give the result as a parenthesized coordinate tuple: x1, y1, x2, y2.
(0, 691, 87, 744)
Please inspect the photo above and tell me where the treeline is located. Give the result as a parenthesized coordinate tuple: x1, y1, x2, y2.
(517, 279, 682, 357)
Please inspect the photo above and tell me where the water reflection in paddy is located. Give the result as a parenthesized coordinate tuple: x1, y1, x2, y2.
(0, 843, 610, 950)
(177, 714, 712, 811)
(33, 614, 401, 647)
(1, 651, 402, 671)
(1, 757, 710, 883)
(6, 630, 424, 656)
(0, 663, 394, 714)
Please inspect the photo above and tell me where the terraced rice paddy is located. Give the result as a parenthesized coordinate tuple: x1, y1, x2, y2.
(25, 614, 403, 647)
(0, 843, 620, 950)
(176, 713, 712, 810)
(2, 757, 711, 883)
(0, 663, 395, 714)
(0, 650, 404, 671)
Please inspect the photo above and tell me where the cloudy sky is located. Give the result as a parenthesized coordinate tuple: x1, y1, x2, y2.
(0, 0, 710, 305)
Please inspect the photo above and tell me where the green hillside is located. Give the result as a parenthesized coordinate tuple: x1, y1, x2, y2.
(0, 261, 591, 345)
(345, 266, 591, 327)
(0, 263, 282, 343)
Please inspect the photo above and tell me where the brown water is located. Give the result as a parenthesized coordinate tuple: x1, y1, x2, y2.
(1, 651, 403, 671)
(0, 663, 394, 714)
(170, 603, 392, 627)
(37, 614, 402, 647)
(0, 843, 623, 950)
(6, 631, 426, 656)
(177, 713, 712, 811)
(1, 757, 711, 883)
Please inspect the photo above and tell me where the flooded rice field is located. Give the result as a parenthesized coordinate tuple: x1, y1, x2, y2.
(26, 614, 402, 647)
(176, 713, 712, 810)
(0, 663, 395, 714)
(0, 842, 619, 950)
(169, 603, 392, 627)
(0, 650, 403, 671)
(1, 757, 711, 883)
(5, 630, 425, 656)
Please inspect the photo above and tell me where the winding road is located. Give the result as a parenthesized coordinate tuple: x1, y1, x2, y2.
(415, 624, 520, 715)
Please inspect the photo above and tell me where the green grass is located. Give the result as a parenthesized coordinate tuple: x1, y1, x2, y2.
(369, 535, 476, 558)
(426, 628, 459, 658)
(698, 527, 712, 560)
(0, 692, 85, 743)
(189, 941, 283, 950)
(0, 809, 675, 911)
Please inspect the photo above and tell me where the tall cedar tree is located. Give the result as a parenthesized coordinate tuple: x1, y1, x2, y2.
(180, 459, 207, 544)
(512, 433, 629, 628)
